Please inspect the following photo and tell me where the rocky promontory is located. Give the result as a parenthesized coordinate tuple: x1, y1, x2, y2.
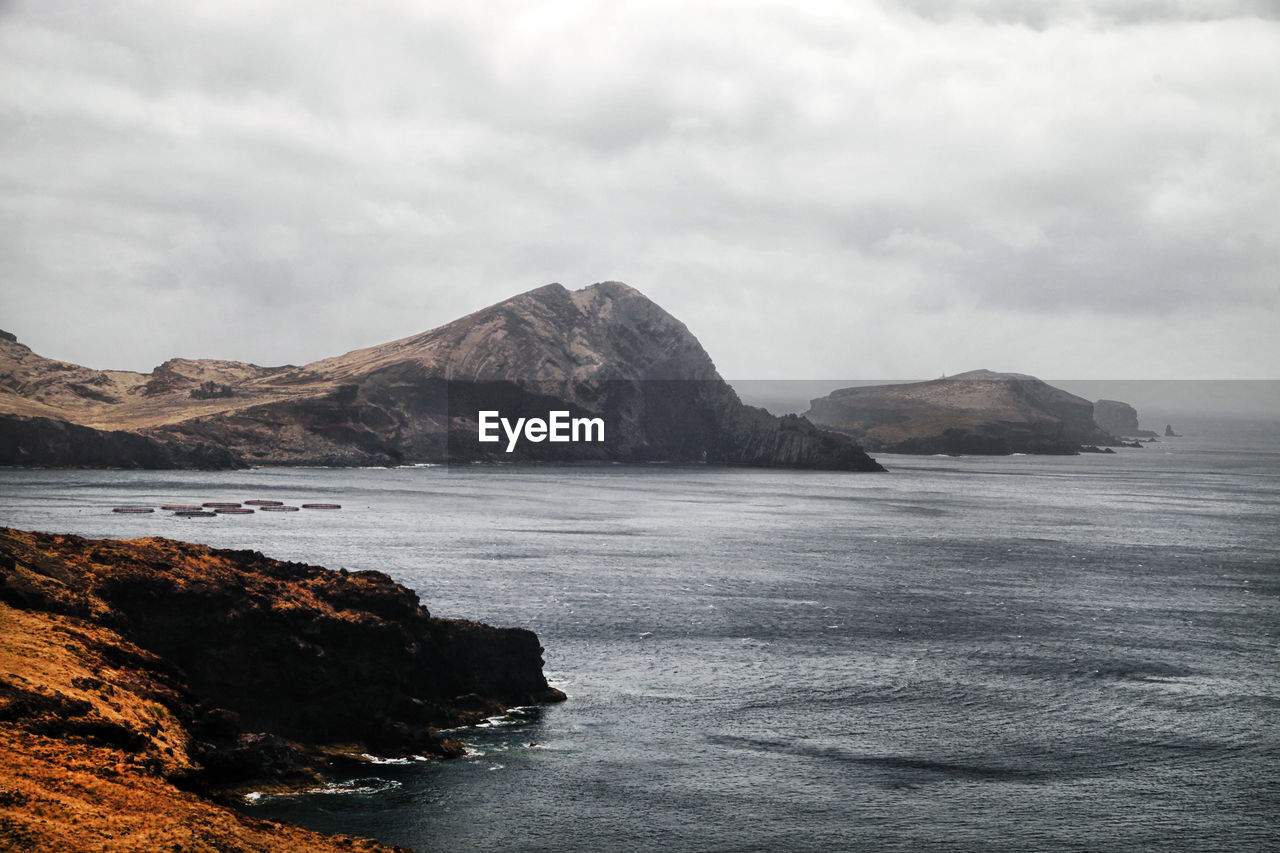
(0, 527, 564, 851)
(1093, 399, 1157, 438)
(805, 370, 1119, 455)
(0, 285, 881, 471)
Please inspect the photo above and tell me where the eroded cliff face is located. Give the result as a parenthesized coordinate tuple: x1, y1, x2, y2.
(0, 413, 242, 468)
(0, 284, 882, 471)
(805, 370, 1117, 455)
(0, 527, 563, 851)
(1093, 399, 1147, 437)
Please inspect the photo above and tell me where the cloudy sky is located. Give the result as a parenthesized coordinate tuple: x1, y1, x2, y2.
(1, 0, 1277, 379)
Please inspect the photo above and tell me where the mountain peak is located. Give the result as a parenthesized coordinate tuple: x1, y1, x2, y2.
(310, 281, 715, 384)
(946, 369, 1038, 383)
(1, 282, 883, 471)
(505, 280, 651, 318)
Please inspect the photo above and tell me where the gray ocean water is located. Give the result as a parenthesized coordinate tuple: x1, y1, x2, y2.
(1, 415, 1277, 851)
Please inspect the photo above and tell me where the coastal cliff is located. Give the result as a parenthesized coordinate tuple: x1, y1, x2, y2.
(0, 413, 242, 469)
(0, 527, 564, 851)
(1093, 399, 1157, 438)
(805, 370, 1118, 455)
(0, 286, 881, 471)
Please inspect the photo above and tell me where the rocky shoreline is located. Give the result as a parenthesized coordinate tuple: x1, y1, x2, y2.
(0, 527, 564, 851)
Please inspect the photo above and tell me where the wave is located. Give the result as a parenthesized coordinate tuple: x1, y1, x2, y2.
(360, 753, 429, 765)
(308, 778, 402, 796)
(243, 777, 402, 803)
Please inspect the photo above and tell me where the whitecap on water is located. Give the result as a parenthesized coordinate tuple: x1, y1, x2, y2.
(242, 777, 401, 802)
(360, 753, 428, 765)
(309, 778, 402, 796)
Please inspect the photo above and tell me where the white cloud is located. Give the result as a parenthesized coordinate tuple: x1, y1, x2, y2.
(1, 0, 1276, 378)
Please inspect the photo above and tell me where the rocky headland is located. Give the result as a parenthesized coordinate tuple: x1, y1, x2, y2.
(1093, 399, 1157, 438)
(0, 527, 564, 851)
(805, 370, 1120, 455)
(0, 284, 881, 471)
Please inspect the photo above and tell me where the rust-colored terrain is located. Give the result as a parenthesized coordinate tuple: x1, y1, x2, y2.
(0, 527, 564, 852)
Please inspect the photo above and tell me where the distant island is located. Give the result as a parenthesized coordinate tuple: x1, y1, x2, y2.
(0, 526, 563, 851)
(805, 370, 1144, 455)
(0, 283, 882, 472)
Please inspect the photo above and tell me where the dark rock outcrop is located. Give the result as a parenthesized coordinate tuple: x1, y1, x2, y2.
(0, 527, 529, 850)
(805, 370, 1118, 455)
(0, 413, 242, 468)
(1165, 424, 1179, 437)
(0, 527, 564, 783)
(1, 283, 882, 471)
(442, 378, 882, 468)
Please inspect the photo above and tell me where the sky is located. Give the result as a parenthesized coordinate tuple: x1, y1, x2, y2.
(1, 0, 1277, 379)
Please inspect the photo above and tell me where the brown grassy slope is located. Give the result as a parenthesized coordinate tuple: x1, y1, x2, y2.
(0, 333, 325, 431)
(0, 604, 404, 853)
(0, 526, 565, 852)
(0, 528, 563, 754)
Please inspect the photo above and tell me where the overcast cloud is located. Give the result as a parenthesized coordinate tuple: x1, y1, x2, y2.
(1, 0, 1276, 378)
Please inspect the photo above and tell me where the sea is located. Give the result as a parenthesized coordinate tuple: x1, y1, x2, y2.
(1, 414, 1276, 852)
